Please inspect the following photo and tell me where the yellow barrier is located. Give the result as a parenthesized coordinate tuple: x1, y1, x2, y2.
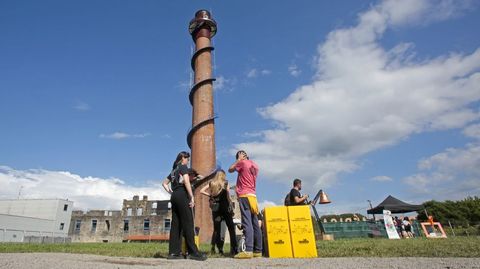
(181, 235, 199, 256)
(288, 205, 318, 258)
(264, 206, 293, 258)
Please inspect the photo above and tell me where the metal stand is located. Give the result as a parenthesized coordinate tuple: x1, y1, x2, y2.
(308, 189, 327, 234)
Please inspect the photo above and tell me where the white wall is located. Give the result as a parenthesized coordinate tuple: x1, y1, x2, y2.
(0, 199, 73, 242)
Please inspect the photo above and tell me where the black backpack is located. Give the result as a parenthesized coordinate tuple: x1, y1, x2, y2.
(284, 192, 291, 206)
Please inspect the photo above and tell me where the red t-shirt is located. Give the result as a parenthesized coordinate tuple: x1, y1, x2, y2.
(235, 160, 259, 196)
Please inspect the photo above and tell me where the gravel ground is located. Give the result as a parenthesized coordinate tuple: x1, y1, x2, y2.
(0, 253, 479, 269)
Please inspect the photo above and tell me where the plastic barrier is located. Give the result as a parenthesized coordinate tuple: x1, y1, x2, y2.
(264, 206, 293, 258)
(288, 205, 318, 258)
(181, 235, 200, 255)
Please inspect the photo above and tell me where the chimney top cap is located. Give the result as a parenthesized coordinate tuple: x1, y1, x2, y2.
(189, 10, 217, 38)
(195, 10, 212, 19)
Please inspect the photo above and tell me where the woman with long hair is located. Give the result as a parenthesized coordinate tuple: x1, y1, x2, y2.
(162, 151, 207, 261)
(403, 216, 414, 238)
(200, 170, 238, 256)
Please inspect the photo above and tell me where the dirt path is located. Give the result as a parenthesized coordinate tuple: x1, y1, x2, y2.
(1, 253, 479, 269)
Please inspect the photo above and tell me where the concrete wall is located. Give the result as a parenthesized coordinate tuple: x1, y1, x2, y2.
(0, 199, 73, 242)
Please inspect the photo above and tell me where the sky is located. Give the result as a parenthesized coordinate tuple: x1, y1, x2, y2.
(1, 0, 479, 215)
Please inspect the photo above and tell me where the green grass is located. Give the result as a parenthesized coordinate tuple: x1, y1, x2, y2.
(0, 242, 169, 258)
(316, 237, 480, 257)
(0, 242, 227, 258)
(1, 237, 479, 258)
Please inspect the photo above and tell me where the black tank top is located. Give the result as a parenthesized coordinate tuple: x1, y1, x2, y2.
(212, 182, 230, 212)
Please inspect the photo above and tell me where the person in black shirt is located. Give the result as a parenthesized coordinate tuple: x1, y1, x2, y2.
(200, 170, 238, 256)
(289, 178, 309, 206)
(162, 151, 207, 261)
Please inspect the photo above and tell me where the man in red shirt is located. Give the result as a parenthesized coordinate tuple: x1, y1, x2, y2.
(228, 150, 262, 258)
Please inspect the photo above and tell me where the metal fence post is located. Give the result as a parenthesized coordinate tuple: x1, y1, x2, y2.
(448, 220, 455, 237)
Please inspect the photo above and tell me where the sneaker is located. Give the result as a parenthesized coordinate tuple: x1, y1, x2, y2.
(234, 251, 253, 259)
(253, 252, 262, 258)
(188, 252, 207, 261)
(167, 253, 184, 260)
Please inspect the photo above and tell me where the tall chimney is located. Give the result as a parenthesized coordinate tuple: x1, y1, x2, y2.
(188, 10, 217, 243)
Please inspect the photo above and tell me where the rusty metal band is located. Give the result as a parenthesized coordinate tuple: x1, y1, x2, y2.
(188, 78, 216, 106)
(187, 115, 218, 149)
(192, 169, 219, 189)
(190, 46, 214, 71)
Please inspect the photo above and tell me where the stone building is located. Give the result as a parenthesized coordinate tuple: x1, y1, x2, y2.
(69, 195, 172, 243)
(69, 187, 242, 243)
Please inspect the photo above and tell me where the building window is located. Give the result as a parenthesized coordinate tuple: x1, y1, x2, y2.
(152, 202, 157, 209)
(63, 204, 68, 211)
(91, 220, 97, 232)
(59, 223, 65, 230)
(123, 220, 129, 232)
(127, 208, 132, 216)
(75, 220, 81, 231)
(105, 220, 110, 231)
(137, 208, 143, 216)
(144, 219, 150, 231)
(164, 218, 171, 230)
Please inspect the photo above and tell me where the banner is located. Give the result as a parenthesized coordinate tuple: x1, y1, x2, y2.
(383, 210, 400, 239)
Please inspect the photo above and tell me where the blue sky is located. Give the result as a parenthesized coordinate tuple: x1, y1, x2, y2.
(1, 0, 479, 214)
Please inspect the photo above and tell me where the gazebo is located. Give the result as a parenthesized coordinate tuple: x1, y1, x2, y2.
(367, 195, 423, 214)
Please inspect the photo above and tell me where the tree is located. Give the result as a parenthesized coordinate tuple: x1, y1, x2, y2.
(417, 196, 480, 227)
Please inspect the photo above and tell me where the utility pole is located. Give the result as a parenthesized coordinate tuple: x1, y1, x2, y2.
(367, 200, 375, 220)
(17, 185, 24, 199)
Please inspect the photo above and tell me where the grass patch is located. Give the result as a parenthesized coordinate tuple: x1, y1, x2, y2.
(0, 242, 169, 258)
(0, 242, 228, 258)
(317, 237, 480, 257)
(1, 237, 479, 258)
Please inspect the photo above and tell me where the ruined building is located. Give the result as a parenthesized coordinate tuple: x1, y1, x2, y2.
(69, 195, 172, 242)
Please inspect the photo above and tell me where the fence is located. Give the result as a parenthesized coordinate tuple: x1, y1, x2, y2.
(437, 220, 480, 237)
(0, 228, 70, 243)
(320, 220, 423, 239)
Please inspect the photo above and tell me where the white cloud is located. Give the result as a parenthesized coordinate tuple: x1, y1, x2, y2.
(247, 69, 258, 78)
(379, 0, 475, 26)
(258, 200, 277, 211)
(215, 75, 236, 92)
(99, 132, 151, 139)
(371, 175, 393, 182)
(0, 166, 170, 210)
(73, 101, 90, 111)
(242, 131, 263, 138)
(261, 69, 272, 75)
(246, 68, 271, 78)
(234, 0, 480, 189)
(288, 64, 301, 77)
(404, 143, 480, 200)
(176, 80, 191, 92)
(463, 123, 480, 139)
